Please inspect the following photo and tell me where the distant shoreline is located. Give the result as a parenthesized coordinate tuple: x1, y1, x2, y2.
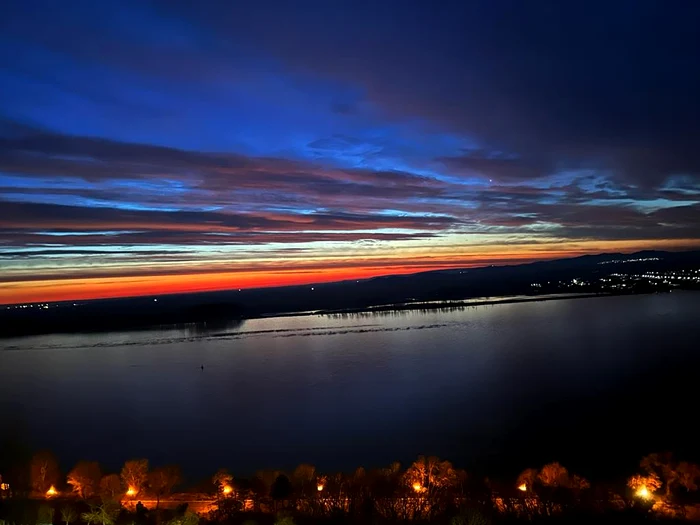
(1, 291, 686, 339)
(262, 291, 611, 319)
(4, 246, 697, 338)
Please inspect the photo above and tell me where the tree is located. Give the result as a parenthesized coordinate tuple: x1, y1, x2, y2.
(81, 503, 119, 525)
(676, 462, 700, 492)
(212, 469, 234, 495)
(538, 462, 569, 487)
(274, 516, 295, 525)
(37, 504, 55, 525)
(30, 451, 60, 495)
(67, 461, 101, 499)
(168, 511, 199, 525)
(402, 456, 461, 520)
(271, 475, 292, 501)
(148, 466, 181, 508)
(61, 506, 78, 525)
(628, 473, 662, 493)
(403, 456, 459, 493)
(120, 459, 148, 496)
(81, 508, 102, 525)
(569, 474, 590, 490)
(99, 474, 122, 500)
(641, 453, 700, 498)
(292, 464, 316, 495)
(516, 468, 538, 491)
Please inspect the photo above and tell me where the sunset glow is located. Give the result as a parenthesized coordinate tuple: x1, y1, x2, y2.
(2, 239, 697, 305)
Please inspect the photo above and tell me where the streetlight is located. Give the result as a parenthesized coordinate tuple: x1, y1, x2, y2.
(635, 486, 650, 499)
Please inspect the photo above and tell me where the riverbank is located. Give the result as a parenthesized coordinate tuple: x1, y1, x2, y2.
(292, 292, 609, 318)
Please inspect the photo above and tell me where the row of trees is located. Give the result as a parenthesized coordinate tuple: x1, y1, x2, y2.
(22, 453, 180, 507)
(5, 452, 700, 516)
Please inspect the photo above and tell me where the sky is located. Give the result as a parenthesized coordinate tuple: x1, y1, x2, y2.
(1, 0, 699, 304)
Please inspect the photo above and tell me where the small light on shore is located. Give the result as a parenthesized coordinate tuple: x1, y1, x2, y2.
(46, 485, 58, 497)
(518, 483, 527, 492)
(635, 486, 650, 499)
(126, 486, 137, 496)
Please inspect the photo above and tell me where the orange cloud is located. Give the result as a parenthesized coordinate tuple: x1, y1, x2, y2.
(3, 238, 697, 305)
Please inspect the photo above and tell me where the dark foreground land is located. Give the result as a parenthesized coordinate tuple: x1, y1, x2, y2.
(2, 452, 700, 525)
(2, 249, 699, 338)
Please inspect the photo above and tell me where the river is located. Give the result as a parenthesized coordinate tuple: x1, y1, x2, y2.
(1, 292, 698, 481)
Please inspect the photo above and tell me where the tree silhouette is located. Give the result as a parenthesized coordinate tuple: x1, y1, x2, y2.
(100, 474, 122, 500)
(271, 474, 292, 503)
(121, 459, 149, 496)
(292, 464, 316, 496)
(640, 453, 700, 498)
(167, 510, 199, 525)
(61, 505, 78, 525)
(628, 473, 662, 494)
(81, 502, 119, 525)
(403, 455, 459, 493)
(148, 465, 181, 508)
(30, 451, 60, 495)
(212, 468, 234, 495)
(516, 468, 538, 491)
(37, 504, 55, 525)
(81, 507, 102, 525)
(538, 462, 569, 487)
(67, 461, 101, 499)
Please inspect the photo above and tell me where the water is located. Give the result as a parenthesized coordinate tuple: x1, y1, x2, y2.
(1, 292, 699, 481)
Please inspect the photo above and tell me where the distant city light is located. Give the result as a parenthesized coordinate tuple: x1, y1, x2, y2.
(222, 485, 233, 495)
(126, 486, 137, 496)
(518, 483, 527, 492)
(412, 482, 423, 493)
(46, 485, 58, 497)
(317, 484, 324, 492)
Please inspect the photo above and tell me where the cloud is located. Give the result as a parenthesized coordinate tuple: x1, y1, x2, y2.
(437, 151, 552, 183)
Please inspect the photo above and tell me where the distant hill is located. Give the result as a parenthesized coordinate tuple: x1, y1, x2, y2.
(2, 249, 699, 337)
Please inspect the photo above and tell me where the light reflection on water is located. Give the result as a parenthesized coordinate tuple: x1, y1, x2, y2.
(1, 292, 699, 480)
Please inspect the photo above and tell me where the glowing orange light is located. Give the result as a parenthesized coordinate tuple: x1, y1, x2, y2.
(46, 485, 58, 497)
(126, 486, 137, 496)
(317, 484, 324, 492)
(518, 483, 527, 492)
(412, 482, 423, 493)
(222, 485, 233, 495)
(635, 486, 650, 499)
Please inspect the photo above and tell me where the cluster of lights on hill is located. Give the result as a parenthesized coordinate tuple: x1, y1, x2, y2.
(598, 257, 661, 265)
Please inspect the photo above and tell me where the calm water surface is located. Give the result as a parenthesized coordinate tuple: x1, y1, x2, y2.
(1, 293, 699, 479)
